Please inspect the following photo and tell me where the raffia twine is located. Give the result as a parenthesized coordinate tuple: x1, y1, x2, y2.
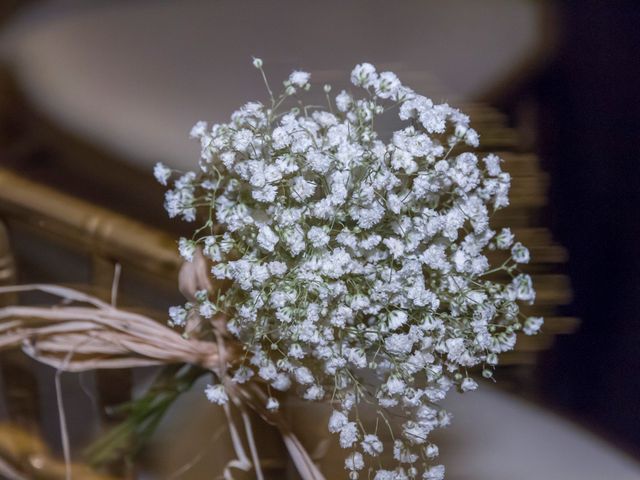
(0, 253, 325, 480)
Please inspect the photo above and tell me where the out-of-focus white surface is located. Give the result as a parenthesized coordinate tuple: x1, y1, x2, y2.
(149, 380, 640, 480)
(1, 0, 546, 170)
(437, 387, 640, 480)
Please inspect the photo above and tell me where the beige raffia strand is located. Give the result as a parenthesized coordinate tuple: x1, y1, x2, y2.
(0, 287, 224, 372)
(0, 259, 326, 480)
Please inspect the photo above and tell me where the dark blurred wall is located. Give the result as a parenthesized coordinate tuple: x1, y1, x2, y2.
(532, 0, 640, 454)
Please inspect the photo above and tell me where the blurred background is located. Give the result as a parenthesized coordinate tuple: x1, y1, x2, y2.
(0, 1, 638, 479)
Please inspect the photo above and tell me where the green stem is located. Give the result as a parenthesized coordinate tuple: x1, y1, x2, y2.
(84, 364, 207, 468)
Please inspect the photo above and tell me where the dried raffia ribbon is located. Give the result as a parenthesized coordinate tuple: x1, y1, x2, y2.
(213, 323, 265, 480)
(0, 257, 326, 480)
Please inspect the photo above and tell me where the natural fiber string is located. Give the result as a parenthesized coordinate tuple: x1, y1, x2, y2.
(213, 323, 250, 479)
(0, 281, 326, 480)
(0, 457, 27, 480)
(214, 325, 265, 480)
(110, 263, 122, 308)
(221, 399, 252, 479)
(54, 263, 122, 480)
(167, 424, 227, 480)
(240, 382, 325, 480)
(55, 351, 73, 480)
(54, 333, 105, 480)
(237, 403, 263, 480)
(78, 372, 100, 418)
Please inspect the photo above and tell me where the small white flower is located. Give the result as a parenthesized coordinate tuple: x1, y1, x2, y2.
(403, 421, 430, 445)
(388, 310, 409, 330)
(339, 422, 359, 448)
(383, 237, 405, 259)
(335, 90, 352, 112)
(513, 274, 535, 302)
(328, 410, 348, 433)
(423, 465, 445, 480)
(266, 397, 280, 411)
(361, 434, 384, 456)
(496, 228, 515, 249)
(304, 385, 324, 400)
(189, 120, 208, 138)
(425, 443, 439, 459)
(345, 452, 364, 471)
(252, 57, 263, 69)
(385, 333, 415, 355)
(153, 163, 171, 186)
(178, 238, 196, 262)
(288, 343, 305, 359)
(386, 377, 406, 395)
(393, 439, 418, 463)
(484, 153, 502, 176)
(232, 366, 254, 384)
(198, 300, 216, 319)
(288, 70, 310, 87)
(374, 471, 395, 480)
(271, 373, 291, 391)
(360, 234, 381, 250)
(511, 242, 530, 263)
(257, 225, 279, 252)
(375, 71, 401, 99)
(351, 62, 378, 88)
(291, 176, 316, 201)
(461, 377, 478, 392)
(308, 226, 330, 248)
(259, 363, 278, 381)
(205, 384, 228, 405)
(232, 129, 254, 151)
(168, 306, 187, 326)
(524, 316, 544, 335)
(268, 261, 288, 276)
(294, 366, 314, 385)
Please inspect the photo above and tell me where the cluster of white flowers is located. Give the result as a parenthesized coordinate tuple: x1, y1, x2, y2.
(157, 60, 541, 479)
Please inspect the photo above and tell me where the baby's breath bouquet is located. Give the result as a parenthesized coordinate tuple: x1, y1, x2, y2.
(155, 60, 541, 480)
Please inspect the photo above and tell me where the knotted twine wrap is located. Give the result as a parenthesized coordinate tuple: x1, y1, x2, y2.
(0, 252, 326, 480)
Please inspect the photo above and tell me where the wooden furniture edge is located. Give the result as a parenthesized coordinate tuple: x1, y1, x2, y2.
(0, 167, 181, 279)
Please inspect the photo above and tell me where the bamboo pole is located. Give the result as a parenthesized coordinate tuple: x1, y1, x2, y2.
(0, 168, 180, 279)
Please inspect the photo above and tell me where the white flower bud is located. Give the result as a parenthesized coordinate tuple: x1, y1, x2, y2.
(205, 384, 228, 405)
(523, 316, 544, 335)
(266, 397, 279, 411)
